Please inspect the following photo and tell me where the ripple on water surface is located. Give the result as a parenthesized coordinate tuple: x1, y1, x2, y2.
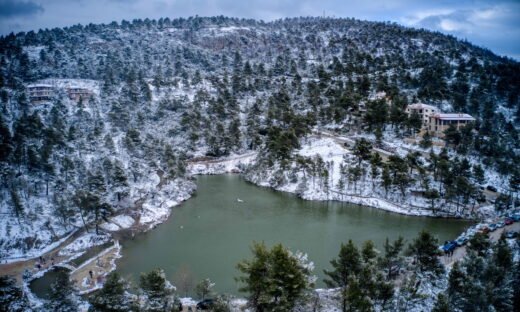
(115, 174, 472, 295)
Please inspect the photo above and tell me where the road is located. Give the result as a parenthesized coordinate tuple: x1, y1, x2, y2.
(187, 152, 258, 165)
(441, 221, 520, 267)
(312, 128, 393, 161)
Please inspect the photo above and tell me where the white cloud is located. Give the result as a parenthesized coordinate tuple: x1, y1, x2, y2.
(399, 2, 520, 59)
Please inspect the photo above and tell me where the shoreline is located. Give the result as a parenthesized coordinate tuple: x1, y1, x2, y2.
(3, 152, 489, 306)
(188, 153, 479, 220)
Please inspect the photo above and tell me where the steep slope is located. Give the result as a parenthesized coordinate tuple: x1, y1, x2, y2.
(0, 16, 519, 260)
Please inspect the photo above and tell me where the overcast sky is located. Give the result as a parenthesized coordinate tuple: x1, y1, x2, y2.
(1, 0, 519, 60)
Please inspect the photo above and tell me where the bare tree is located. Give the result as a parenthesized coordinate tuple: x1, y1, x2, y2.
(174, 265, 195, 297)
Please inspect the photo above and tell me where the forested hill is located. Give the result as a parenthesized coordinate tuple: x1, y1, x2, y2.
(1, 16, 519, 118)
(1, 16, 518, 92)
(0, 16, 519, 258)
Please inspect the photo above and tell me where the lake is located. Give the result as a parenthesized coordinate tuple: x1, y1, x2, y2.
(114, 174, 472, 296)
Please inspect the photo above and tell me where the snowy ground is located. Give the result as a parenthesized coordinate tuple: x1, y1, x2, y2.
(1, 229, 77, 264)
(246, 133, 506, 220)
(58, 232, 111, 257)
(187, 152, 258, 175)
(246, 136, 440, 217)
(138, 179, 196, 228)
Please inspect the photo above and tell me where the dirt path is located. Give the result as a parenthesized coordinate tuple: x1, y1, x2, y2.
(0, 228, 85, 286)
(69, 242, 121, 294)
(0, 189, 148, 287)
(312, 129, 392, 161)
(441, 221, 520, 267)
(187, 151, 258, 165)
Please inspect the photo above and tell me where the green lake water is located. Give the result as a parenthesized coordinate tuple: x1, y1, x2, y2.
(114, 174, 472, 296)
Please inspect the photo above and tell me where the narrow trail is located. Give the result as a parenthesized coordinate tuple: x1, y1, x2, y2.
(0, 166, 190, 297)
(311, 129, 393, 160)
(187, 151, 258, 165)
(312, 128, 498, 212)
(0, 228, 85, 286)
(0, 169, 157, 288)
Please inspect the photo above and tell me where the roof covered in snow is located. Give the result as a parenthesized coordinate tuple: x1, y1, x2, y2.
(406, 103, 439, 110)
(431, 113, 475, 121)
(27, 84, 54, 88)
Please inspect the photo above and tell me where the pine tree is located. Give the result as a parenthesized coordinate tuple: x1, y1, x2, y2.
(228, 119, 241, 151)
(361, 241, 377, 264)
(236, 242, 314, 312)
(0, 117, 12, 162)
(407, 231, 444, 274)
(353, 138, 372, 166)
(472, 164, 485, 185)
(364, 99, 388, 131)
(424, 188, 440, 213)
(447, 251, 498, 311)
(89, 272, 136, 312)
(72, 190, 111, 234)
(323, 240, 362, 312)
(111, 161, 129, 201)
(395, 274, 426, 312)
(378, 236, 404, 280)
(10, 189, 24, 223)
(420, 131, 432, 149)
(466, 233, 491, 257)
(195, 278, 215, 301)
(139, 269, 176, 312)
(407, 110, 422, 135)
(512, 258, 520, 310)
(44, 270, 79, 312)
(380, 166, 392, 196)
(432, 293, 452, 312)
(0, 275, 32, 312)
(345, 276, 374, 312)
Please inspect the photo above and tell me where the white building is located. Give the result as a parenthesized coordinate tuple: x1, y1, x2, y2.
(428, 113, 476, 137)
(27, 84, 56, 104)
(405, 103, 440, 129)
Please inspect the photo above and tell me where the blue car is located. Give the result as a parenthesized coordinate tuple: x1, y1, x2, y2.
(442, 241, 456, 253)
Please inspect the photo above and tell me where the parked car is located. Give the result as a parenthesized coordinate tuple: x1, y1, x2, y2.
(512, 215, 520, 222)
(488, 223, 498, 231)
(505, 217, 514, 225)
(442, 241, 457, 253)
(196, 299, 216, 310)
(477, 226, 490, 234)
(496, 221, 505, 228)
(455, 237, 469, 246)
(465, 229, 476, 238)
(486, 185, 498, 192)
(505, 231, 518, 239)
